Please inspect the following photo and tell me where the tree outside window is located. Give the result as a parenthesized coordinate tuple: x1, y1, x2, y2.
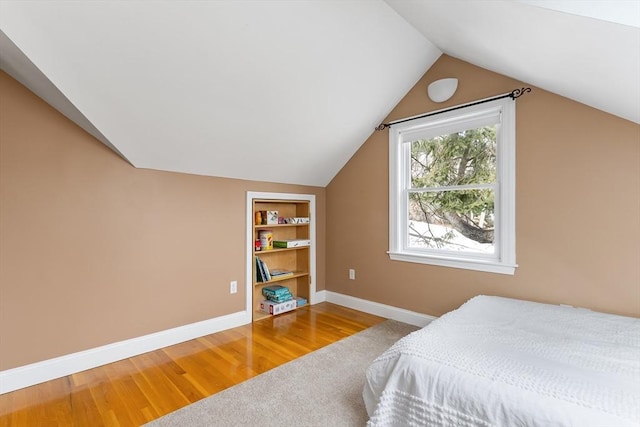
(409, 126, 496, 253)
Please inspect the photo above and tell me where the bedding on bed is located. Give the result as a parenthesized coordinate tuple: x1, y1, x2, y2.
(363, 295, 640, 427)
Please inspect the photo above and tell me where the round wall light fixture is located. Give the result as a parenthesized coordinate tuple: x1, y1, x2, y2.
(427, 78, 458, 103)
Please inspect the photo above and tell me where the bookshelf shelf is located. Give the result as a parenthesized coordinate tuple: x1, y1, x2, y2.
(253, 271, 308, 286)
(254, 223, 308, 229)
(248, 193, 315, 322)
(254, 246, 309, 255)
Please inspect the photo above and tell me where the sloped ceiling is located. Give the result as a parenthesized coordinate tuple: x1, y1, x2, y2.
(385, 0, 640, 126)
(0, 1, 638, 187)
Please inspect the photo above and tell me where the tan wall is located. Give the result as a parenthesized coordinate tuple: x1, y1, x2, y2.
(0, 71, 326, 370)
(327, 55, 640, 318)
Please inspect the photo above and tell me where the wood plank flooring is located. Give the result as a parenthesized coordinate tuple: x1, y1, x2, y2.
(0, 302, 385, 426)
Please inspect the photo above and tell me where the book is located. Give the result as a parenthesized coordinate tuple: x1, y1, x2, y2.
(255, 256, 265, 282)
(272, 239, 311, 248)
(259, 257, 271, 281)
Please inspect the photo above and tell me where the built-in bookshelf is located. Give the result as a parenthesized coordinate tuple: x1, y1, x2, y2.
(247, 192, 315, 321)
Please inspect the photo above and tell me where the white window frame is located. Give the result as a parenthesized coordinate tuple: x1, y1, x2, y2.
(388, 96, 517, 275)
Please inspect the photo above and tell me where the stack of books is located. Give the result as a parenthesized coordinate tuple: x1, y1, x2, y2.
(270, 269, 294, 278)
(262, 285, 293, 303)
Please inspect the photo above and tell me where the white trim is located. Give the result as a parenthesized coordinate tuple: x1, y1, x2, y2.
(388, 97, 517, 275)
(388, 252, 517, 275)
(246, 191, 317, 311)
(0, 310, 250, 394)
(324, 291, 436, 327)
(315, 289, 327, 303)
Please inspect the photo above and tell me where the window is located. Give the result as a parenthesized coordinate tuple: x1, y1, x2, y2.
(388, 97, 517, 275)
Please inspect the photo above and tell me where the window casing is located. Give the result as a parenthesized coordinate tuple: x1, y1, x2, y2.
(388, 97, 517, 275)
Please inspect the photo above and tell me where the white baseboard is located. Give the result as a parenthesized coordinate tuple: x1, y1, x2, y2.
(0, 291, 431, 394)
(0, 310, 251, 395)
(324, 291, 436, 327)
(314, 289, 327, 303)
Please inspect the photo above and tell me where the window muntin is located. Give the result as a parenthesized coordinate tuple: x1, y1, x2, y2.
(389, 97, 516, 275)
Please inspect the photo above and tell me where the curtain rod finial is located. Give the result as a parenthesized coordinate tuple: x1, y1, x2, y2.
(375, 123, 389, 131)
(510, 87, 532, 99)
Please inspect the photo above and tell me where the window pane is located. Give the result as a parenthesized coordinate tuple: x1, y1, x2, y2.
(408, 189, 495, 253)
(410, 125, 496, 188)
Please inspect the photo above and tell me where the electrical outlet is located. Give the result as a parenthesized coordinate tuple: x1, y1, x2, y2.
(230, 280, 238, 294)
(349, 269, 355, 280)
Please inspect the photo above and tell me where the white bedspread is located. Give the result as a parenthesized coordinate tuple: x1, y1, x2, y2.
(364, 296, 640, 427)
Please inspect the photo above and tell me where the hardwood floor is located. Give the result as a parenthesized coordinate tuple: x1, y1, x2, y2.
(0, 302, 385, 426)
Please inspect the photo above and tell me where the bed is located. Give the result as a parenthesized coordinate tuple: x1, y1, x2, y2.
(363, 295, 640, 426)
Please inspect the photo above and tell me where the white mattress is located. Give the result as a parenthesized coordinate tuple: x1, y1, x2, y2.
(364, 296, 640, 426)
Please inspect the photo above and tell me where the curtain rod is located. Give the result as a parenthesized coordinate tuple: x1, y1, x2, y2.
(375, 87, 532, 131)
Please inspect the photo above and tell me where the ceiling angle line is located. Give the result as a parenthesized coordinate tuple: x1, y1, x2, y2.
(375, 87, 532, 131)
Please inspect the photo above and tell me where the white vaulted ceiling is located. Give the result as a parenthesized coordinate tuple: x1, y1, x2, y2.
(385, 0, 640, 128)
(0, 1, 638, 186)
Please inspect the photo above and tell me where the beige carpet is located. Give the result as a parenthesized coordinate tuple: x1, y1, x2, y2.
(145, 320, 418, 427)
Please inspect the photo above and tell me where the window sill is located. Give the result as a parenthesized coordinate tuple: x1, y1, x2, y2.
(387, 251, 517, 275)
